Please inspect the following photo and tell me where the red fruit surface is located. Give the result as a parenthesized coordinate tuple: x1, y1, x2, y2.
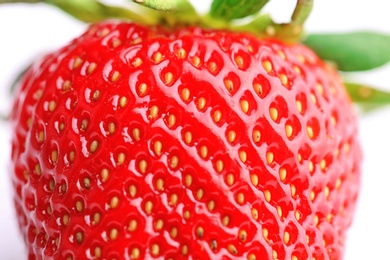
(10, 21, 361, 260)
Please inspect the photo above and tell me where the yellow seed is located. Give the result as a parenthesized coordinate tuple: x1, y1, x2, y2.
(235, 55, 244, 68)
(278, 51, 286, 60)
(297, 54, 305, 63)
(112, 38, 122, 48)
(284, 231, 290, 244)
(176, 48, 187, 59)
(291, 184, 296, 197)
(316, 83, 324, 96)
(239, 229, 247, 242)
(94, 247, 102, 258)
(200, 145, 208, 159)
(144, 201, 153, 214)
(149, 105, 159, 119)
(156, 178, 164, 191)
(310, 190, 316, 201)
(326, 213, 333, 222)
(197, 97, 206, 110)
(184, 174, 192, 187)
(151, 244, 159, 256)
(336, 178, 342, 190)
(154, 141, 162, 156)
(107, 122, 116, 134)
(266, 151, 274, 165)
(119, 96, 128, 108)
(131, 248, 140, 259)
(181, 88, 190, 101)
(247, 45, 254, 53)
(109, 228, 118, 240)
(228, 244, 237, 254)
(90, 140, 99, 153)
(277, 206, 282, 218)
(196, 189, 204, 200)
(101, 168, 109, 182)
(129, 185, 137, 197)
(222, 215, 230, 226)
(69, 151, 75, 162)
(207, 200, 215, 211)
(76, 232, 83, 243)
(213, 110, 222, 123)
(251, 208, 259, 220)
(155, 219, 164, 230)
(262, 61, 272, 73)
(272, 250, 278, 260)
(63, 214, 70, 225)
(270, 107, 278, 121)
(253, 83, 263, 96)
(292, 255, 298, 260)
(227, 130, 236, 143)
(111, 71, 120, 82)
(191, 56, 201, 67)
(38, 131, 44, 143)
(324, 186, 330, 198)
(279, 167, 287, 181)
(51, 150, 58, 164)
(170, 193, 178, 206)
(128, 219, 137, 232)
(250, 174, 258, 186)
(110, 196, 119, 209)
(76, 200, 84, 212)
(215, 160, 224, 173)
(295, 210, 301, 221)
(239, 150, 247, 163)
(308, 161, 314, 173)
(170, 227, 178, 238)
(139, 160, 147, 174)
(132, 57, 143, 68)
(183, 210, 190, 220)
(224, 79, 234, 93)
(279, 74, 288, 86)
(208, 61, 218, 73)
(331, 115, 337, 126)
(181, 244, 189, 255)
(248, 253, 256, 260)
(296, 100, 303, 113)
(48, 100, 57, 112)
(170, 155, 179, 169)
(252, 129, 261, 143)
(138, 83, 148, 97)
(164, 72, 174, 85)
(184, 131, 192, 145)
(314, 214, 319, 226)
(92, 90, 101, 101)
(262, 228, 269, 240)
(153, 52, 163, 63)
(92, 212, 101, 225)
(307, 126, 314, 139)
(168, 114, 176, 128)
(73, 57, 83, 69)
(264, 190, 271, 202)
(117, 152, 126, 166)
(310, 93, 317, 104)
(285, 124, 293, 138)
(226, 173, 234, 186)
(87, 62, 97, 74)
(293, 65, 301, 74)
(237, 192, 245, 204)
(320, 159, 327, 171)
(240, 99, 249, 114)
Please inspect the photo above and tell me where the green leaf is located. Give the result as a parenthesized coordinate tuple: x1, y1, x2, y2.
(304, 32, 390, 71)
(345, 82, 390, 112)
(209, 0, 269, 20)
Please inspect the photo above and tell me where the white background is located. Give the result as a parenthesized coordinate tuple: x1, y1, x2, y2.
(1, 1, 390, 259)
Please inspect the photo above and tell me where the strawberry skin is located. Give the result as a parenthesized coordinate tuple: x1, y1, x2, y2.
(10, 21, 361, 259)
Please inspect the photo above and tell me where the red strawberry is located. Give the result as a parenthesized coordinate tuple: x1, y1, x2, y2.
(10, 20, 361, 260)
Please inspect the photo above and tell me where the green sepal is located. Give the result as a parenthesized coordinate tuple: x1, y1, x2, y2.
(209, 0, 269, 20)
(345, 82, 390, 112)
(304, 32, 390, 71)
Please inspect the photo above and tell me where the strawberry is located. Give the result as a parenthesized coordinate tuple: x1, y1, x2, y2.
(7, 1, 367, 259)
